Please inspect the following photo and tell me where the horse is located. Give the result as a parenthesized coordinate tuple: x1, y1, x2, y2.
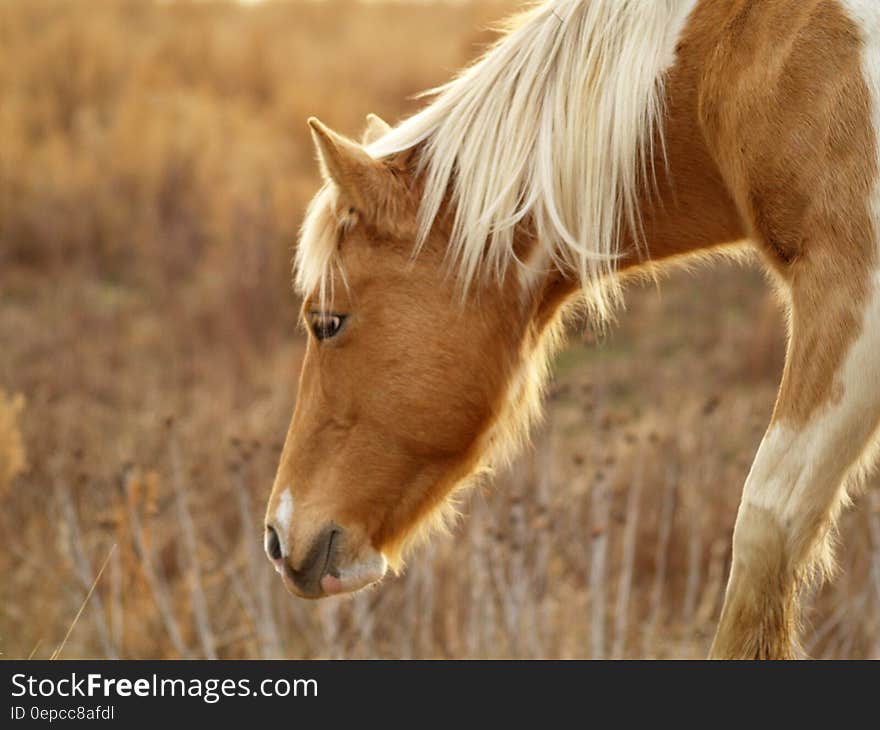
(263, 0, 880, 659)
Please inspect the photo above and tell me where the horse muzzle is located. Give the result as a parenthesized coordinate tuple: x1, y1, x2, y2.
(264, 522, 387, 599)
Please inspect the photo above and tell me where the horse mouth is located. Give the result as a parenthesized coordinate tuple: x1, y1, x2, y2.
(276, 525, 386, 599)
(281, 525, 340, 599)
(319, 549, 387, 596)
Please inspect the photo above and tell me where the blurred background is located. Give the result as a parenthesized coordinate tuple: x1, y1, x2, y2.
(1, 0, 878, 660)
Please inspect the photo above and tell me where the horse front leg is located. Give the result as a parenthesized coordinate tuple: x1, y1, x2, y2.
(710, 258, 880, 659)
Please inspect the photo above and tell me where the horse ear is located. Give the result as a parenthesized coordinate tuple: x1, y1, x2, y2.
(362, 113, 392, 145)
(308, 117, 386, 212)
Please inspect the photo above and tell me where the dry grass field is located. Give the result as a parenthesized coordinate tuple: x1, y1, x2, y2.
(1, 0, 879, 659)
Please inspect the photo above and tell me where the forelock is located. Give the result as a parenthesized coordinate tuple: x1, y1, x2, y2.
(294, 183, 357, 306)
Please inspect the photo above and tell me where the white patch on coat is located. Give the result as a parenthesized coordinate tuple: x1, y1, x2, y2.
(275, 489, 294, 531)
(273, 488, 294, 557)
(742, 284, 879, 521)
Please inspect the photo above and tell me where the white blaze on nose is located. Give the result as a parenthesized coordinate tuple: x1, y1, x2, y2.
(274, 488, 294, 540)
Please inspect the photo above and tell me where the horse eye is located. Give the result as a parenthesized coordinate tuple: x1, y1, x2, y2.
(308, 313, 345, 341)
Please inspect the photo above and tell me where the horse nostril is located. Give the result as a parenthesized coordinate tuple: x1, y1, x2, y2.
(265, 525, 282, 561)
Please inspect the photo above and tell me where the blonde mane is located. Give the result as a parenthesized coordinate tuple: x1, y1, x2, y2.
(298, 0, 696, 318)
